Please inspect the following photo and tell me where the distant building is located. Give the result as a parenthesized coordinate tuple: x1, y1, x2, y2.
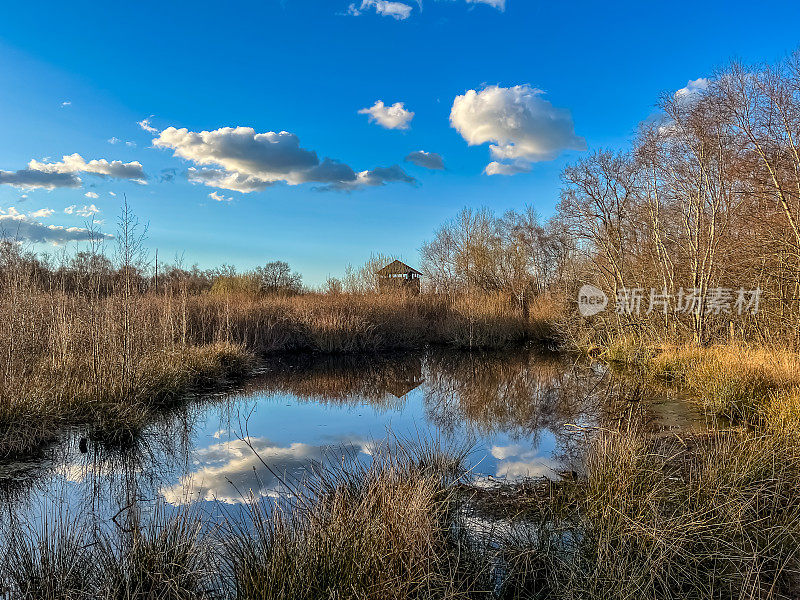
(376, 260, 422, 295)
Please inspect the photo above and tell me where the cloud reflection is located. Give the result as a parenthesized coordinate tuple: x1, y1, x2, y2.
(490, 444, 560, 480)
(161, 437, 369, 505)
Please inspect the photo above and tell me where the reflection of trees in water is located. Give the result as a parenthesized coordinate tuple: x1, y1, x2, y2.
(0, 401, 224, 528)
(237, 350, 616, 445)
(0, 350, 704, 532)
(421, 350, 588, 443)
(238, 353, 425, 410)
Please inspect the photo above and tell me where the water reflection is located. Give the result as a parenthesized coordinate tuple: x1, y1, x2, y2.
(161, 437, 370, 505)
(0, 349, 705, 525)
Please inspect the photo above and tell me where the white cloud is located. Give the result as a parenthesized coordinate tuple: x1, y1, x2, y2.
(0, 207, 110, 244)
(109, 137, 137, 147)
(65, 204, 100, 217)
(154, 125, 414, 193)
(405, 150, 444, 170)
(489, 444, 561, 480)
(465, 0, 505, 9)
(675, 77, 710, 101)
(109, 191, 116, 196)
(84, 191, 99, 199)
(138, 117, 158, 133)
(348, 0, 503, 18)
(27, 153, 147, 182)
(450, 84, 585, 174)
(348, 0, 413, 19)
(160, 437, 368, 505)
(484, 161, 530, 175)
(28, 208, 55, 219)
(358, 101, 414, 130)
(209, 191, 233, 202)
(60, 101, 71, 108)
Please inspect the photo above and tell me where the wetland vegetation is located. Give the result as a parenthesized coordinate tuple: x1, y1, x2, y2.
(6, 50, 800, 599)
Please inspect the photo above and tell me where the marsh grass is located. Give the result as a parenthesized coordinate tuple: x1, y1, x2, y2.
(486, 427, 800, 599)
(0, 508, 214, 600)
(0, 274, 558, 459)
(100, 510, 212, 600)
(597, 338, 800, 424)
(4, 431, 800, 599)
(0, 442, 490, 600)
(223, 441, 488, 600)
(0, 512, 97, 600)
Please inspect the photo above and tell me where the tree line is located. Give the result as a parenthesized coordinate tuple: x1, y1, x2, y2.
(421, 51, 800, 345)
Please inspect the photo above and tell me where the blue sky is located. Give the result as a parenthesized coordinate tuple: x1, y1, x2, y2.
(1, 0, 799, 284)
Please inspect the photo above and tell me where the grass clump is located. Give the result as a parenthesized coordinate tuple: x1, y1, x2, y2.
(596, 340, 800, 423)
(101, 512, 212, 600)
(495, 428, 800, 600)
(0, 442, 490, 600)
(224, 442, 487, 600)
(0, 514, 98, 600)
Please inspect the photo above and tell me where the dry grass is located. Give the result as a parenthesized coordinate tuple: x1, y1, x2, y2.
(597, 338, 800, 423)
(182, 291, 559, 353)
(0, 276, 559, 458)
(224, 441, 486, 600)
(0, 442, 489, 600)
(492, 427, 800, 599)
(5, 431, 800, 599)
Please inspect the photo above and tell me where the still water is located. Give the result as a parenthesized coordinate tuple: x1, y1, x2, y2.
(0, 349, 706, 524)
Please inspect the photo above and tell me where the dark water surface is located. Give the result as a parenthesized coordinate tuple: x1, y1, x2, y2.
(0, 349, 707, 526)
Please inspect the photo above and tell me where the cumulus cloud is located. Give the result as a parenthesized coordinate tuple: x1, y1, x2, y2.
(84, 191, 99, 199)
(209, 191, 233, 202)
(28, 153, 147, 182)
(65, 204, 100, 217)
(348, 0, 413, 19)
(0, 169, 81, 190)
(28, 208, 55, 219)
(450, 84, 585, 174)
(154, 125, 413, 193)
(675, 77, 710, 101)
(0, 207, 110, 244)
(138, 117, 158, 133)
(484, 161, 530, 176)
(405, 150, 444, 170)
(359, 101, 414, 130)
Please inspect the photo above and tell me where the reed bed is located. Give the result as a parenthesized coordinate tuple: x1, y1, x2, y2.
(4, 430, 800, 599)
(0, 442, 490, 600)
(598, 338, 800, 424)
(0, 281, 558, 458)
(183, 291, 558, 353)
(492, 427, 800, 600)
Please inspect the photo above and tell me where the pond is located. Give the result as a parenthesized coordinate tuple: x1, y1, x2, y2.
(0, 349, 707, 526)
